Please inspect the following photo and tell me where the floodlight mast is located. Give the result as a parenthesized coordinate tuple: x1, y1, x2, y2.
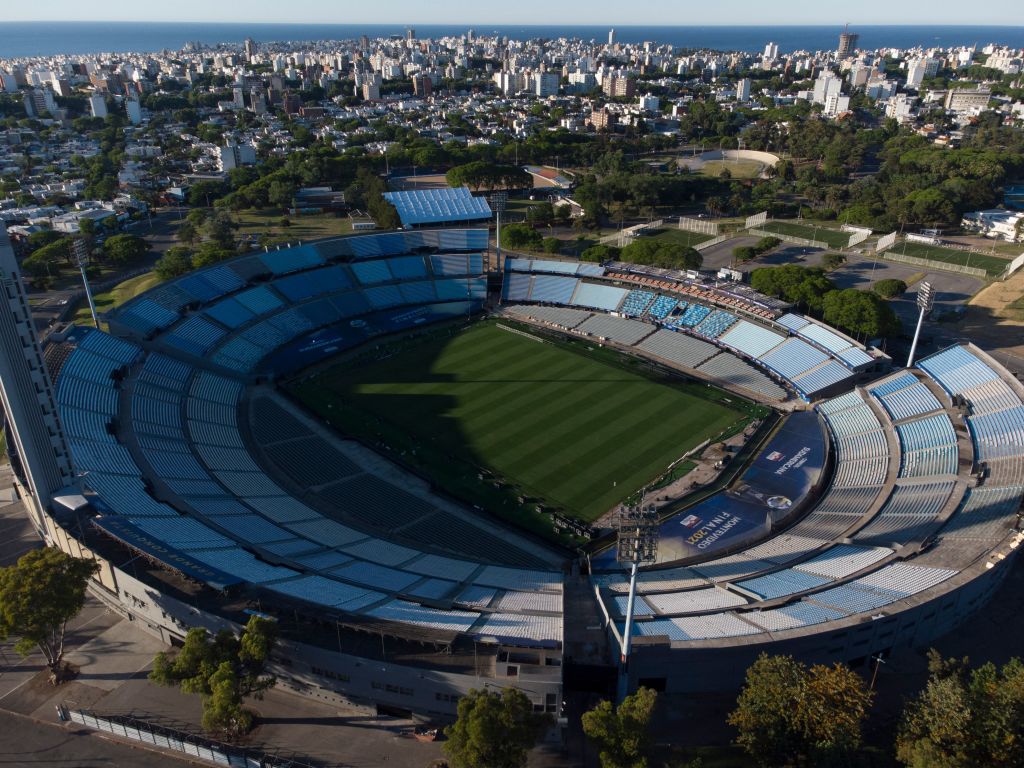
(490, 192, 507, 269)
(906, 281, 935, 368)
(615, 503, 659, 702)
(73, 238, 99, 328)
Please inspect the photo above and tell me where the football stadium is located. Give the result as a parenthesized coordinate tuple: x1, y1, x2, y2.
(2, 205, 1024, 721)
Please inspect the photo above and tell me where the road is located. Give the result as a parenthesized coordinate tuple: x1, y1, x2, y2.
(27, 208, 185, 334)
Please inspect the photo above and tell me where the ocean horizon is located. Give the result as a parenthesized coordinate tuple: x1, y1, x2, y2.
(1, 22, 1024, 59)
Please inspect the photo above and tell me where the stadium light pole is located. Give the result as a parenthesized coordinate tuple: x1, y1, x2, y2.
(906, 281, 935, 369)
(615, 504, 659, 703)
(73, 238, 99, 328)
(490, 192, 507, 270)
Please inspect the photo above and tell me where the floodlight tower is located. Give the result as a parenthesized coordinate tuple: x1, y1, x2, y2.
(615, 503, 660, 702)
(73, 238, 99, 328)
(490, 191, 507, 269)
(906, 281, 935, 368)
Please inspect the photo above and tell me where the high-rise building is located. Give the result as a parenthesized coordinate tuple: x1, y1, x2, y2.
(244, 37, 257, 60)
(218, 141, 257, 171)
(812, 73, 843, 105)
(360, 35, 370, 51)
(603, 75, 636, 98)
(89, 92, 108, 118)
(281, 91, 302, 113)
(0, 229, 74, 537)
(534, 72, 560, 97)
(608, 28, 616, 46)
(764, 42, 779, 61)
(837, 28, 859, 59)
(125, 97, 142, 125)
(737, 78, 751, 102)
(412, 74, 433, 97)
(406, 28, 416, 41)
(906, 57, 939, 88)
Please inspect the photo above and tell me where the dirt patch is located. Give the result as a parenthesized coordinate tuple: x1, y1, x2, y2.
(960, 269, 1024, 357)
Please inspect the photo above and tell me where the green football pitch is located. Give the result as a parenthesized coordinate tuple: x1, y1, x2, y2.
(288, 322, 749, 525)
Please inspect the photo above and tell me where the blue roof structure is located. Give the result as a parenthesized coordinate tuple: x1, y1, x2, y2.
(383, 187, 492, 227)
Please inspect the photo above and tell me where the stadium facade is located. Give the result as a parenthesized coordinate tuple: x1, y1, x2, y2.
(2, 222, 1023, 720)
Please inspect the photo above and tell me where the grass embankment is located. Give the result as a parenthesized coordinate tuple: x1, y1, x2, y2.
(72, 271, 163, 327)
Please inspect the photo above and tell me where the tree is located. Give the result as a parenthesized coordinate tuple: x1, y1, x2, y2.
(444, 688, 550, 768)
(729, 653, 873, 768)
(873, 278, 908, 299)
(150, 615, 277, 736)
(203, 212, 237, 251)
(796, 663, 873, 762)
(102, 233, 148, 266)
(822, 288, 902, 340)
(526, 202, 555, 228)
(267, 179, 297, 209)
(0, 548, 99, 684)
(897, 651, 1024, 768)
(581, 244, 620, 263)
(582, 687, 658, 768)
(502, 223, 544, 251)
(155, 246, 194, 280)
(542, 237, 562, 254)
(728, 654, 805, 767)
(77, 217, 97, 237)
(176, 220, 198, 246)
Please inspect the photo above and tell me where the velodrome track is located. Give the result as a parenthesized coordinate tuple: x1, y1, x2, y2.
(43, 230, 1024, 703)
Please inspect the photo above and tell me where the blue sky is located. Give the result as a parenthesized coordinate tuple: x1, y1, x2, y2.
(2, 0, 1020, 24)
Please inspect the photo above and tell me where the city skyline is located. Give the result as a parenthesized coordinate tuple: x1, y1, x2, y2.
(2, 0, 1023, 26)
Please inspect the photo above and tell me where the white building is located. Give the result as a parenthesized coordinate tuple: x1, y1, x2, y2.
(534, 72, 560, 98)
(638, 95, 660, 112)
(906, 57, 939, 89)
(961, 209, 1023, 242)
(736, 78, 751, 102)
(89, 93, 108, 119)
(812, 73, 843, 105)
(218, 141, 257, 172)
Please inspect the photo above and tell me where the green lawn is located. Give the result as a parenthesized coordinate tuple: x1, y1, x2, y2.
(289, 322, 746, 525)
(701, 158, 766, 179)
(233, 208, 352, 245)
(648, 227, 716, 248)
(759, 221, 851, 249)
(73, 271, 164, 327)
(891, 242, 1009, 277)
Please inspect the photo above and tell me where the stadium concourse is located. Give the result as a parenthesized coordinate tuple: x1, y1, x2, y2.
(2, 226, 1022, 720)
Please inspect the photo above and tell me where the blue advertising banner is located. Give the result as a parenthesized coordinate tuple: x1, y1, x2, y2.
(595, 411, 827, 569)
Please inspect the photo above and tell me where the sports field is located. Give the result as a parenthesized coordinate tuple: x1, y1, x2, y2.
(891, 242, 1008, 277)
(759, 221, 851, 249)
(289, 322, 747, 525)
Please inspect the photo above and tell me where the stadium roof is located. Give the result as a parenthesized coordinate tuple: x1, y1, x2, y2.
(383, 187, 492, 227)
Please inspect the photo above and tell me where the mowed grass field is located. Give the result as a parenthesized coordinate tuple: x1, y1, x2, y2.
(700, 158, 766, 179)
(892, 241, 1009, 277)
(292, 322, 745, 523)
(759, 220, 851, 249)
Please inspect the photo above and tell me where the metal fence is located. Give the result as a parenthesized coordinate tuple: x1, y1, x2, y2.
(57, 705, 327, 768)
(879, 250, 990, 279)
(746, 228, 829, 251)
(679, 216, 720, 236)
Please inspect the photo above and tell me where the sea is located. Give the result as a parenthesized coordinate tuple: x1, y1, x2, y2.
(2, 22, 1024, 59)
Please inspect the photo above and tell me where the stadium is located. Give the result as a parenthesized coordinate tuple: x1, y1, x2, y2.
(2, 195, 1023, 723)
